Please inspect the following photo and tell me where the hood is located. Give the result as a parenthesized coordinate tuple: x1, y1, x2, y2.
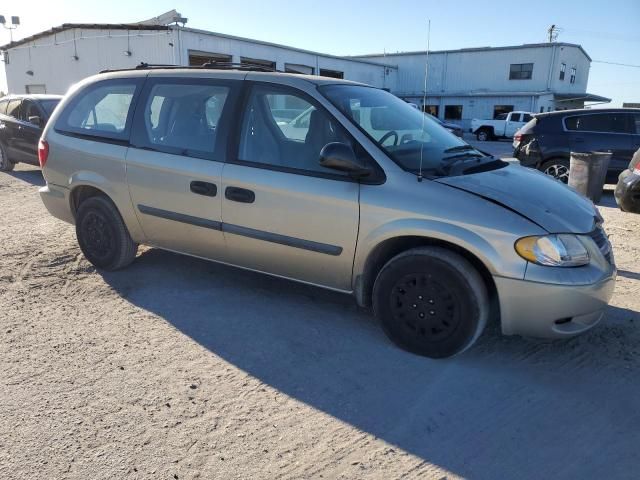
(435, 164, 598, 233)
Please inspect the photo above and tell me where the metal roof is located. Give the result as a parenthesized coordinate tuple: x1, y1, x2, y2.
(0, 23, 398, 69)
(554, 92, 612, 103)
(352, 42, 593, 62)
(0, 23, 170, 50)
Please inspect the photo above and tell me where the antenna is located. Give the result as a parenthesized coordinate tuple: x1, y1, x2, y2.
(418, 19, 431, 182)
(547, 24, 561, 42)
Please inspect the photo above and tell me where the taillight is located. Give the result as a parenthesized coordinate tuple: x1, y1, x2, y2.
(38, 139, 49, 168)
(514, 132, 523, 142)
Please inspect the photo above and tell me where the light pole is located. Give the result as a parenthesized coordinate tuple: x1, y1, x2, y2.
(0, 15, 20, 43)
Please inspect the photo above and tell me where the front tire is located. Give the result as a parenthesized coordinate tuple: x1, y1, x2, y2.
(0, 144, 15, 172)
(75, 196, 138, 271)
(373, 247, 489, 358)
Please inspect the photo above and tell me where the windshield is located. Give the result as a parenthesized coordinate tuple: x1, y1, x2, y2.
(319, 85, 497, 177)
(40, 99, 61, 117)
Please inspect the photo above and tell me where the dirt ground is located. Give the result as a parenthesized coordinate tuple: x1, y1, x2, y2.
(1, 164, 639, 480)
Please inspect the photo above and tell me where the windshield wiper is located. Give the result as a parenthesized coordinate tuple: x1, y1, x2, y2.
(443, 145, 476, 154)
(442, 152, 484, 162)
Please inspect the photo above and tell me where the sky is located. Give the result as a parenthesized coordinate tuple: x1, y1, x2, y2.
(0, 0, 638, 106)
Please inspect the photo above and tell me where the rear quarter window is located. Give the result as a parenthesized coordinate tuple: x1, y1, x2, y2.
(56, 78, 143, 142)
(519, 117, 538, 134)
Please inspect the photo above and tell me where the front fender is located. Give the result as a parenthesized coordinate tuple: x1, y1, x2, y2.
(353, 217, 529, 292)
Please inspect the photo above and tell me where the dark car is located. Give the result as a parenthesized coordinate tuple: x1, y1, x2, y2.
(615, 148, 640, 214)
(428, 114, 464, 137)
(513, 108, 640, 184)
(0, 94, 62, 171)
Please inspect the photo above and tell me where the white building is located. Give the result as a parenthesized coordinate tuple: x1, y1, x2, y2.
(1, 12, 609, 129)
(354, 43, 609, 128)
(0, 21, 397, 96)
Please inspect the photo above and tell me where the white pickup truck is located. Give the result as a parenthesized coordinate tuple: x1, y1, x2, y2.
(471, 111, 534, 141)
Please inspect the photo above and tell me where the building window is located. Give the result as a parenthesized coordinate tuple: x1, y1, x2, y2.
(570, 67, 576, 84)
(188, 51, 232, 66)
(319, 68, 344, 79)
(423, 105, 439, 117)
(493, 105, 514, 118)
(240, 57, 276, 70)
(559, 63, 566, 81)
(444, 105, 463, 120)
(509, 63, 533, 80)
(285, 63, 314, 75)
(540, 106, 545, 113)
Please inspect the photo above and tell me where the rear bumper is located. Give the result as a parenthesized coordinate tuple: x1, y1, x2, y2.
(496, 269, 616, 338)
(39, 183, 74, 224)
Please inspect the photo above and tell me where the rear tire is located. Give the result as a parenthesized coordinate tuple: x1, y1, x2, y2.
(373, 247, 489, 358)
(0, 144, 15, 172)
(476, 129, 491, 142)
(540, 158, 570, 184)
(75, 196, 138, 271)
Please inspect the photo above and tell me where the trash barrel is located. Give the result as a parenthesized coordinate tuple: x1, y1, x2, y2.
(568, 151, 612, 202)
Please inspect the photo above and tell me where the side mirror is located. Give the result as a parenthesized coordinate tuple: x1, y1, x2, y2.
(319, 142, 371, 178)
(28, 115, 42, 127)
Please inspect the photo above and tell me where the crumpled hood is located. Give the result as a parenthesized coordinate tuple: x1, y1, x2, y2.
(435, 164, 598, 233)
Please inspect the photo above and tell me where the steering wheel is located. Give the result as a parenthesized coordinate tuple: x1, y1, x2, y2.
(379, 130, 399, 146)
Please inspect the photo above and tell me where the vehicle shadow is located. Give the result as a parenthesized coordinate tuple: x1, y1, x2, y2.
(7, 167, 45, 187)
(597, 189, 617, 208)
(100, 248, 640, 479)
(618, 269, 640, 281)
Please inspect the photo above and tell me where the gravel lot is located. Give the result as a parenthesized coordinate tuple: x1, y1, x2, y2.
(1, 164, 639, 480)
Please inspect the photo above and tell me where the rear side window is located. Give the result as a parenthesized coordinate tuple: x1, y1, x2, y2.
(132, 81, 232, 160)
(6, 99, 21, 119)
(56, 78, 143, 142)
(522, 113, 533, 122)
(0, 99, 8, 115)
(564, 113, 631, 134)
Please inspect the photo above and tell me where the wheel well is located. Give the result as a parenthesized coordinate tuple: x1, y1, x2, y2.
(70, 185, 108, 218)
(537, 155, 569, 170)
(478, 126, 494, 136)
(357, 236, 499, 322)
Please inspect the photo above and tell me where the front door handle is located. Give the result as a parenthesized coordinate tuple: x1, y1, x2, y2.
(190, 181, 217, 197)
(225, 186, 255, 204)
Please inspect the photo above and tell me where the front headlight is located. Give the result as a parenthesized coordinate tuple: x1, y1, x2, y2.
(515, 234, 590, 267)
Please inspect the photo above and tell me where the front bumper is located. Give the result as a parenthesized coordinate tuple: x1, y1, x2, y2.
(39, 183, 74, 224)
(614, 169, 640, 214)
(496, 235, 616, 338)
(496, 274, 616, 337)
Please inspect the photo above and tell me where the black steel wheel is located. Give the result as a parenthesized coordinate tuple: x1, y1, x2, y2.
(75, 195, 138, 270)
(373, 247, 488, 358)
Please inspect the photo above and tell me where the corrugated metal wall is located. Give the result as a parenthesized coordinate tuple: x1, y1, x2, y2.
(5, 28, 176, 94)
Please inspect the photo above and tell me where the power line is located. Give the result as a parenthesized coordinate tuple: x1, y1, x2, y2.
(592, 60, 640, 68)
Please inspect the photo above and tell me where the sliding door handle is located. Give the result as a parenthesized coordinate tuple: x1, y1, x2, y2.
(225, 186, 255, 204)
(190, 181, 217, 197)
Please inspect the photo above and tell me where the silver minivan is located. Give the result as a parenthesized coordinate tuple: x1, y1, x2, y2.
(38, 67, 616, 358)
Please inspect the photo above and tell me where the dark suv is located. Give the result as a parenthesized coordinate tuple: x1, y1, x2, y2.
(0, 94, 62, 171)
(513, 108, 640, 183)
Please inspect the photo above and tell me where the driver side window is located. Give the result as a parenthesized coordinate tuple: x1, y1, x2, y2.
(238, 85, 352, 175)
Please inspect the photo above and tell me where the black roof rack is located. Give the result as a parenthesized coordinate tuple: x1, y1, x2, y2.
(100, 61, 283, 74)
